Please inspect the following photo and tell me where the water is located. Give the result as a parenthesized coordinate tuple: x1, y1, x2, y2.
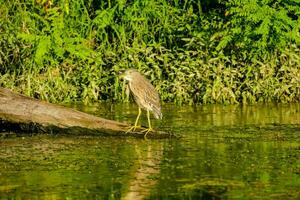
(0, 103, 299, 199)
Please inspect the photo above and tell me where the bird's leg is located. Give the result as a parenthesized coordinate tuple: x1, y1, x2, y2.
(147, 109, 152, 130)
(126, 107, 142, 133)
(143, 110, 153, 138)
(134, 107, 142, 129)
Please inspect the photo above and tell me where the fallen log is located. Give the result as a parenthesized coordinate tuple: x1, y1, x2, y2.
(0, 88, 176, 139)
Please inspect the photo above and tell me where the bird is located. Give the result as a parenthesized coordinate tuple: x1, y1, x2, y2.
(120, 69, 162, 135)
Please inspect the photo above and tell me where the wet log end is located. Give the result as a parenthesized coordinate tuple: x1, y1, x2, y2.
(0, 88, 178, 139)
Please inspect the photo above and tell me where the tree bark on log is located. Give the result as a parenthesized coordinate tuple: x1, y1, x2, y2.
(0, 88, 176, 139)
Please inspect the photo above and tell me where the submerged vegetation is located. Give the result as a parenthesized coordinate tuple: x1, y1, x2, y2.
(0, 0, 299, 104)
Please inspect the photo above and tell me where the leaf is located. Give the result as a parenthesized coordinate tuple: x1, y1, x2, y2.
(216, 35, 232, 51)
(17, 33, 36, 42)
(35, 36, 51, 66)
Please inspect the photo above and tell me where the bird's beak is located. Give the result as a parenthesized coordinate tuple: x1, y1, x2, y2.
(118, 69, 126, 79)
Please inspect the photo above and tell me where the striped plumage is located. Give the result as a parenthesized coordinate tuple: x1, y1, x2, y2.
(124, 69, 162, 119)
(122, 69, 162, 134)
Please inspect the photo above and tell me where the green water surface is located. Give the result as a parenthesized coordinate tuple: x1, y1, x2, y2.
(0, 103, 300, 199)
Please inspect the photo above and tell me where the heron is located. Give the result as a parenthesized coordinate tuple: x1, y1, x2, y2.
(120, 69, 162, 134)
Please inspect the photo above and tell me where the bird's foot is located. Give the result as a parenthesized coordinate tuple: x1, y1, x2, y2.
(141, 128, 154, 139)
(125, 125, 142, 133)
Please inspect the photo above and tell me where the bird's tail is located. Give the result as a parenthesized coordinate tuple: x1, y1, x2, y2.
(153, 108, 162, 119)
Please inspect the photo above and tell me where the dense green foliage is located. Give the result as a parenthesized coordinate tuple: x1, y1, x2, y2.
(0, 0, 299, 104)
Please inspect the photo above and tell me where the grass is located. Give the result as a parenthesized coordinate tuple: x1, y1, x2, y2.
(0, 0, 299, 104)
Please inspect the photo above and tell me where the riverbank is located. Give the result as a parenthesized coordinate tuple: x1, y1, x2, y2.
(1, 1, 299, 104)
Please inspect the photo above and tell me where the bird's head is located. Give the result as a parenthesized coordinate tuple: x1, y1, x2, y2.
(119, 69, 139, 82)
